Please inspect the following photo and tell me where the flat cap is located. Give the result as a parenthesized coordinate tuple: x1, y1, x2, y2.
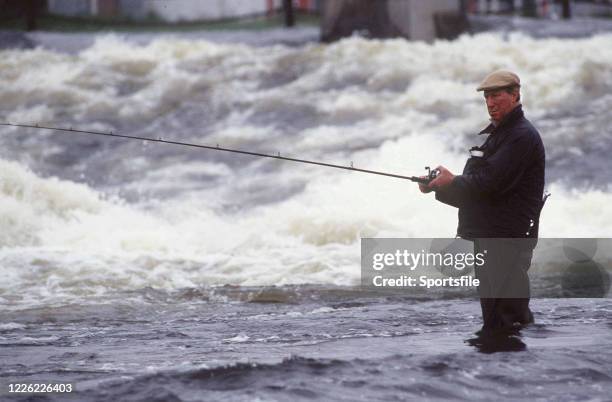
(476, 70, 521, 92)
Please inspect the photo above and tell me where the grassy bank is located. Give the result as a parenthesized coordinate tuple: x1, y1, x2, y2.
(0, 12, 320, 32)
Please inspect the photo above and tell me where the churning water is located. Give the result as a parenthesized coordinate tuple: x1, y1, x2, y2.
(1, 29, 611, 401)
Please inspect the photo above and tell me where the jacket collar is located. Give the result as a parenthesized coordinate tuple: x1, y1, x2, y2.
(479, 104, 524, 135)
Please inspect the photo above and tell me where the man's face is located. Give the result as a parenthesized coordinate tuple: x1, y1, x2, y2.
(484, 88, 519, 123)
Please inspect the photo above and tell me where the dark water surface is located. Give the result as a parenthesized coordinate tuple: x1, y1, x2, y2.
(1, 288, 611, 401)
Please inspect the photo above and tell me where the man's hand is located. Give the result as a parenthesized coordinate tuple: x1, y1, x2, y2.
(428, 165, 455, 190)
(418, 176, 433, 193)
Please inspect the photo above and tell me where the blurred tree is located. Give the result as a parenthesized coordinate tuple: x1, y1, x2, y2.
(284, 0, 295, 27)
(0, 0, 46, 30)
(522, 0, 537, 17)
(561, 0, 571, 19)
(25, 0, 37, 30)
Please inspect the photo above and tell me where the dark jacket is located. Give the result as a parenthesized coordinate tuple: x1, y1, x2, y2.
(435, 105, 545, 238)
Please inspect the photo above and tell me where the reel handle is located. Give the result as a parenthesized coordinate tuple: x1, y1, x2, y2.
(411, 166, 440, 184)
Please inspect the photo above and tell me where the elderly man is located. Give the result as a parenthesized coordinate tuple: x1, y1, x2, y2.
(419, 70, 546, 332)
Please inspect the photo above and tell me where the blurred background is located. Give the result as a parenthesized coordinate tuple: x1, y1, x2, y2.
(1, 0, 611, 36)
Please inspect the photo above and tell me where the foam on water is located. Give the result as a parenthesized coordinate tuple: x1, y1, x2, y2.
(2, 33, 611, 132)
(1, 32, 611, 307)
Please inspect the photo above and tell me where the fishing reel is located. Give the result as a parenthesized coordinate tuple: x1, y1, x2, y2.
(410, 166, 440, 184)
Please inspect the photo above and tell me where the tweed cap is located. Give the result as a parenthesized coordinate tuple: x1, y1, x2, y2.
(477, 70, 521, 92)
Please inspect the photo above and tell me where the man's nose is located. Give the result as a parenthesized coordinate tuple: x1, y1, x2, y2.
(486, 97, 495, 108)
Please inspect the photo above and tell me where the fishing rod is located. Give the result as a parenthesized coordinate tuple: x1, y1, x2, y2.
(0, 122, 439, 184)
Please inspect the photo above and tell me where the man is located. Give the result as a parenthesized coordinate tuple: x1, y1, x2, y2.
(419, 70, 546, 332)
